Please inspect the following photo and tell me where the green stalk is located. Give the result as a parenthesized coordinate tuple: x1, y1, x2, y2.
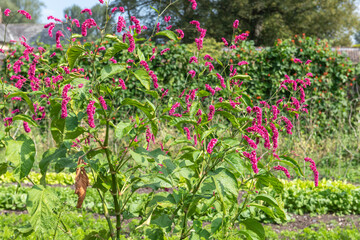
(104, 119, 121, 239)
(180, 174, 207, 239)
(91, 169, 115, 239)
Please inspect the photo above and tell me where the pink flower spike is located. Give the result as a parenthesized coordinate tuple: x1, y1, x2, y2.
(238, 61, 248, 66)
(169, 102, 180, 115)
(23, 121, 31, 133)
(273, 165, 291, 178)
(304, 157, 319, 187)
(184, 127, 192, 140)
(111, 7, 118, 13)
(188, 0, 197, 10)
(243, 135, 257, 149)
(188, 70, 196, 78)
(4, 9, 11, 16)
(293, 58, 302, 64)
(216, 73, 226, 88)
(207, 139, 218, 154)
(222, 38, 228, 46)
(160, 48, 170, 55)
(87, 101, 96, 128)
(80, 8, 92, 15)
(208, 105, 215, 121)
(233, 19, 239, 28)
(189, 56, 198, 64)
(98, 96, 107, 110)
(17, 10, 31, 20)
(176, 29, 184, 39)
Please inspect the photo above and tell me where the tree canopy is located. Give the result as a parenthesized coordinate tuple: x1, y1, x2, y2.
(111, 0, 360, 46)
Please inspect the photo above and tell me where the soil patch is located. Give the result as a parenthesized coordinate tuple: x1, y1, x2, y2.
(268, 213, 360, 233)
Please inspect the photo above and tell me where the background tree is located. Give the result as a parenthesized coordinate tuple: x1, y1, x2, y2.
(0, 0, 44, 23)
(111, 0, 360, 46)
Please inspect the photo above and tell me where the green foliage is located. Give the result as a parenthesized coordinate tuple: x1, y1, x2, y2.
(4, 134, 35, 181)
(1, 1, 354, 239)
(280, 179, 360, 215)
(26, 185, 59, 235)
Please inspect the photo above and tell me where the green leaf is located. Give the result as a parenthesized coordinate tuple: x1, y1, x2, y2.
(39, 147, 67, 184)
(133, 69, 151, 90)
(231, 74, 252, 80)
(249, 203, 276, 219)
(137, 48, 145, 61)
(65, 113, 78, 131)
(240, 219, 265, 240)
(216, 58, 223, 67)
(155, 30, 178, 41)
(100, 64, 126, 81)
(70, 34, 83, 39)
(67, 46, 85, 69)
(115, 122, 134, 140)
(64, 127, 85, 139)
(49, 101, 65, 146)
(212, 168, 238, 201)
(224, 153, 245, 175)
(150, 120, 158, 138)
(215, 111, 239, 129)
(26, 185, 59, 235)
(7, 92, 35, 114)
(197, 90, 210, 98)
(130, 148, 150, 167)
(214, 102, 241, 112)
(151, 214, 172, 232)
(138, 89, 159, 99)
(189, 102, 200, 118)
(145, 227, 164, 240)
(253, 194, 286, 220)
(201, 127, 218, 140)
(211, 218, 222, 234)
(0, 162, 7, 176)
(256, 175, 284, 194)
(149, 5, 159, 14)
(5, 134, 35, 181)
(122, 98, 155, 120)
(104, 34, 123, 44)
(54, 151, 82, 173)
(12, 114, 39, 127)
(83, 230, 110, 240)
(279, 155, 304, 177)
(241, 93, 253, 107)
(103, 42, 128, 62)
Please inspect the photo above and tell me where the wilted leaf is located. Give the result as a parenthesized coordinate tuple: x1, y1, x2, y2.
(75, 158, 90, 208)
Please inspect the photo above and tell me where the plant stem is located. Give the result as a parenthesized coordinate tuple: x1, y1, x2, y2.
(103, 119, 121, 239)
(91, 169, 115, 239)
(180, 174, 207, 239)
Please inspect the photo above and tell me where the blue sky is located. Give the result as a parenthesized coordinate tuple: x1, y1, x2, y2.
(40, 0, 100, 23)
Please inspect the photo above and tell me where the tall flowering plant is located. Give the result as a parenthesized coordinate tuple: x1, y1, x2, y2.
(0, 1, 317, 239)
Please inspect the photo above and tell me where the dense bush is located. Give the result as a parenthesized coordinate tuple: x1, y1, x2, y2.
(2, 35, 358, 134)
(0, 1, 346, 239)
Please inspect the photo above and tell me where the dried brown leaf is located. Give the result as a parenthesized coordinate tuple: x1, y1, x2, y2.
(75, 158, 89, 208)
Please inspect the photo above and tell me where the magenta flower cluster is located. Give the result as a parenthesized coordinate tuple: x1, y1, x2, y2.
(304, 157, 319, 187)
(273, 165, 291, 178)
(87, 101, 96, 128)
(207, 139, 218, 154)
